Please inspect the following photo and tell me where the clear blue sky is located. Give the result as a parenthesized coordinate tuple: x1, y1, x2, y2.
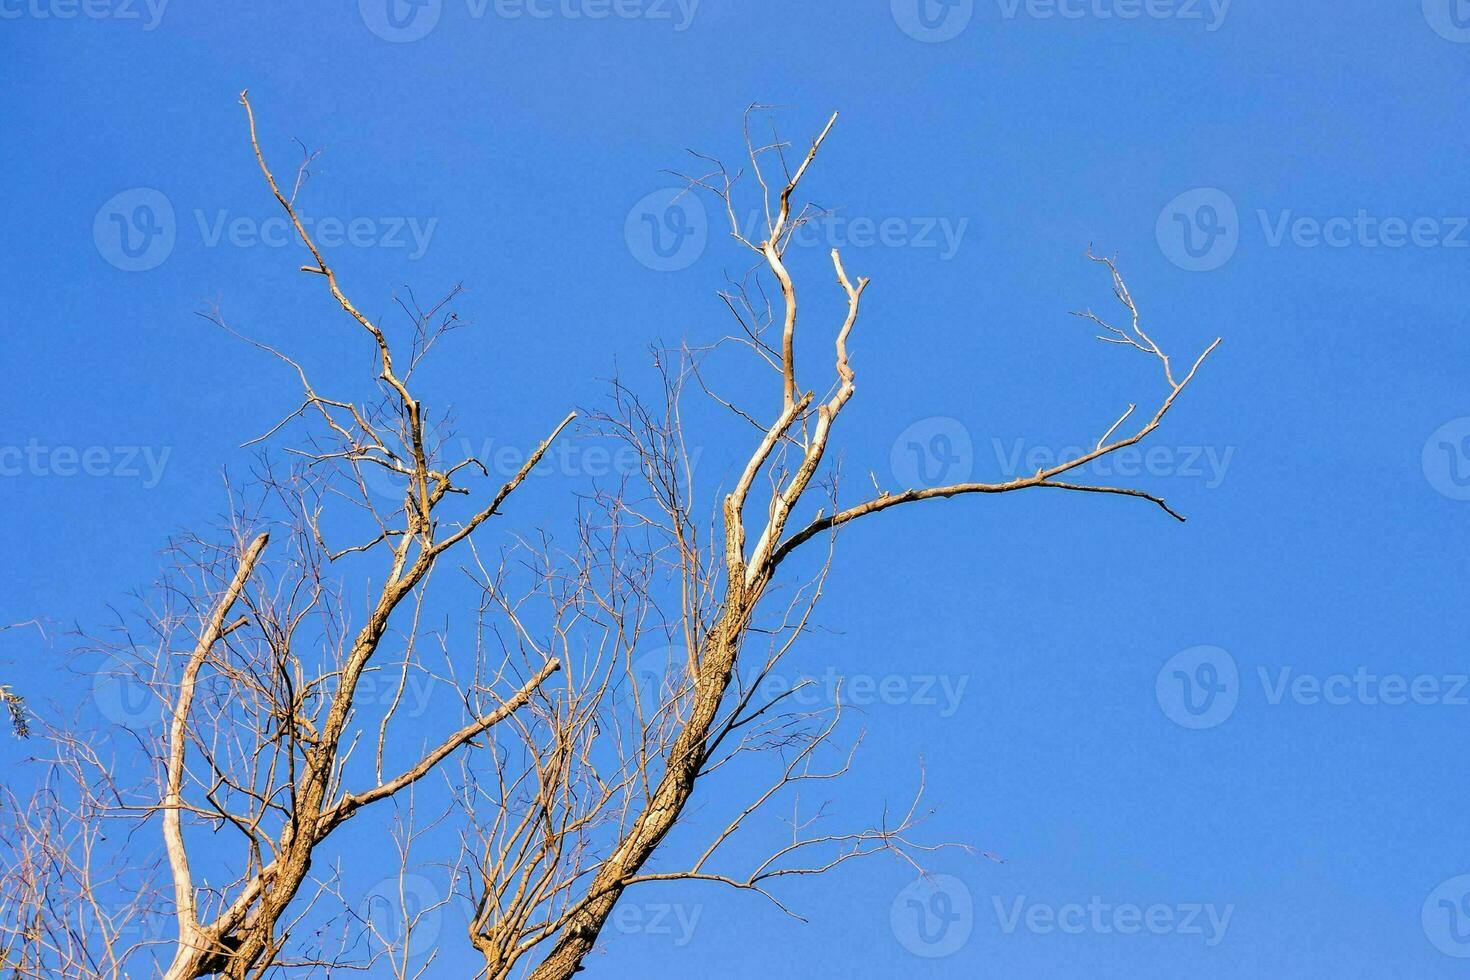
(4, 1, 1470, 976)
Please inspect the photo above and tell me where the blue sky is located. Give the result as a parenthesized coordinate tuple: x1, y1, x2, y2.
(4, 1, 1470, 976)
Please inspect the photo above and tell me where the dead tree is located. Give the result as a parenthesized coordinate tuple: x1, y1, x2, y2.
(456, 109, 1219, 979)
(0, 92, 571, 979)
(1, 101, 1217, 980)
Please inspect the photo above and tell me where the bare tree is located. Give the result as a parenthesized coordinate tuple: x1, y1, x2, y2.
(455, 108, 1219, 979)
(0, 92, 571, 979)
(1, 101, 1218, 980)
